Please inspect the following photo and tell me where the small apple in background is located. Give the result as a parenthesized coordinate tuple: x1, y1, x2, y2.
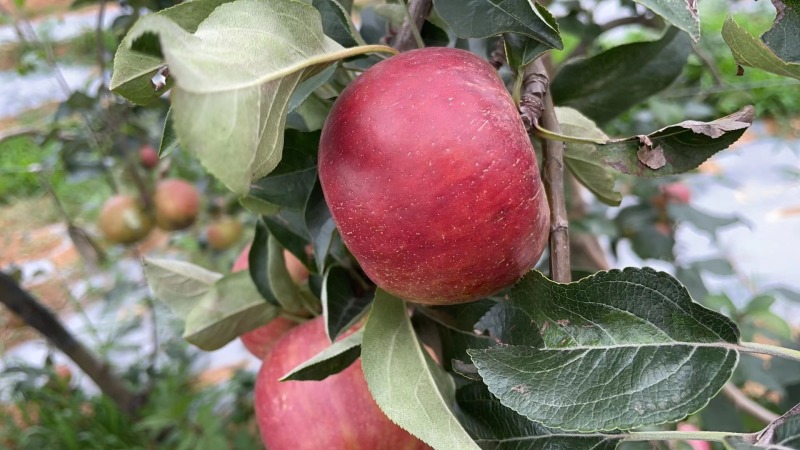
(232, 245, 307, 360)
(651, 182, 691, 210)
(661, 182, 691, 204)
(139, 144, 159, 169)
(153, 178, 199, 231)
(255, 317, 430, 450)
(318, 47, 549, 305)
(206, 216, 243, 250)
(98, 195, 153, 244)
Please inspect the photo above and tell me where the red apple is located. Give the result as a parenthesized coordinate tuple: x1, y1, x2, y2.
(255, 317, 430, 450)
(240, 318, 297, 360)
(206, 216, 243, 250)
(661, 182, 691, 204)
(139, 144, 159, 169)
(283, 249, 310, 284)
(319, 47, 549, 305)
(153, 179, 199, 231)
(652, 182, 691, 210)
(98, 195, 153, 244)
(233, 245, 299, 359)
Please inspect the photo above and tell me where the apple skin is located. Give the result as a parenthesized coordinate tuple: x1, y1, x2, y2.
(206, 216, 244, 250)
(153, 179, 199, 231)
(232, 245, 298, 359)
(255, 317, 430, 450)
(139, 145, 159, 169)
(98, 195, 153, 244)
(319, 47, 549, 305)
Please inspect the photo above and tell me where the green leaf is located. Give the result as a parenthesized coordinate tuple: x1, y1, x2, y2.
(263, 210, 312, 264)
(268, 234, 310, 314)
(322, 265, 372, 341)
(551, 27, 691, 124)
(614, 204, 675, 260)
(555, 107, 620, 206)
(632, 0, 700, 42)
(159, 108, 178, 157)
(248, 220, 281, 306)
(596, 106, 754, 177)
(248, 168, 317, 211)
(469, 268, 740, 432)
(305, 179, 336, 274)
(433, 0, 562, 50)
(457, 382, 621, 449)
(143, 258, 279, 350)
(312, 0, 363, 47)
(110, 0, 234, 105)
(722, 16, 800, 81)
(424, 301, 497, 371)
(724, 414, 800, 449)
(362, 290, 480, 450)
(280, 328, 362, 381)
(761, 1, 800, 64)
(503, 32, 553, 70)
(120, 0, 394, 194)
(668, 204, 740, 237)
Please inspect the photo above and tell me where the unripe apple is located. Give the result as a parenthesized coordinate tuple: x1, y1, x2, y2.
(319, 47, 549, 305)
(206, 216, 243, 250)
(153, 179, 199, 231)
(255, 317, 430, 450)
(232, 245, 298, 359)
(98, 195, 153, 244)
(139, 144, 159, 169)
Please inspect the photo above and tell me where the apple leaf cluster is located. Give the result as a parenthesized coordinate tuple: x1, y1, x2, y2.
(110, 0, 800, 448)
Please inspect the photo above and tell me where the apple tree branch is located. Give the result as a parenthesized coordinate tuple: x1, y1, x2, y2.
(0, 271, 144, 415)
(520, 58, 571, 283)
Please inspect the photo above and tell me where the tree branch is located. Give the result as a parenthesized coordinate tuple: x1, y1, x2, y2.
(392, 0, 431, 52)
(721, 383, 780, 425)
(521, 59, 570, 282)
(0, 271, 144, 415)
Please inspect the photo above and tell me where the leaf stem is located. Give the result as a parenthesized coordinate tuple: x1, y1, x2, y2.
(738, 341, 800, 363)
(624, 430, 752, 443)
(393, 0, 431, 52)
(532, 123, 608, 145)
(511, 67, 524, 107)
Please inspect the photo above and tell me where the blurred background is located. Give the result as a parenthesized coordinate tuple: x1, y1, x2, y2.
(0, 0, 798, 448)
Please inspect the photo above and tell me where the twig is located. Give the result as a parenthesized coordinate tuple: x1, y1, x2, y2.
(95, 0, 108, 89)
(754, 401, 800, 445)
(13, 14, 119, 193)
(692, 43, 724, 87)
(0, 271, 144, 415)
(392, 0, 431, 52)
(722, 383, 780, 425)
(520, 58, 570, 282)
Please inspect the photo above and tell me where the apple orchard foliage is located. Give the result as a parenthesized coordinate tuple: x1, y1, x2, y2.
(121, 0, 800, 449)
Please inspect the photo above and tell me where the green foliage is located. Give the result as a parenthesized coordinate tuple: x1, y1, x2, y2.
(0, 344, 261, 449)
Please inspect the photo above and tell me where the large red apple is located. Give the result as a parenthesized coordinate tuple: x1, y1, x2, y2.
(153, 179, 199, 231)
(319, 47, 549, 305)
(98, 195, 153, 244)
(232, 245, 298, 359)
(255, 317, 430, 450)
